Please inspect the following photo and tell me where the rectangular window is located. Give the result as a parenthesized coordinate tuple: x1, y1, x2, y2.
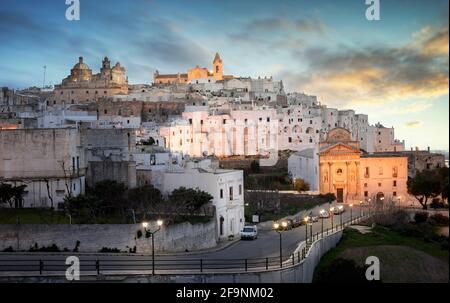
(72, 157, 75, 174)
(393, 191, 397, 196)
(229, 186, 233, 201)
(365, 167, 370, 177)
(364, 191, 368, 197)
(239, 184, 242, 195)
(393, 180, 397, 187)
(288, 137, 292, 143)
(76, 156, 80, 174)
(220, 189, 223, 199)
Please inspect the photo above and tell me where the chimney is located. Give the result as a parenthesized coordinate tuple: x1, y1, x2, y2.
(415, 146, 419, 151)
(427, 146, 430, 152)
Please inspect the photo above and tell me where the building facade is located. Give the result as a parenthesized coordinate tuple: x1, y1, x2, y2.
(52, 56, 128, 105)
(318, 128, 408, 204)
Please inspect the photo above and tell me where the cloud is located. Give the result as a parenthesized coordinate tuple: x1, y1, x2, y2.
(385, 101, 433, 114)
(405, 121, 422, 128)
(281, 23, 449, 107)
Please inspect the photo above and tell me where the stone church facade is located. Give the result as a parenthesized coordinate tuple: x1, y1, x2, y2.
(319, 128, 408, 204)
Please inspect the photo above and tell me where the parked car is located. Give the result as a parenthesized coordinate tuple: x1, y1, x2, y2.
(274, 219, 294, 231)
(292, 217, 303, 228)
(333, 205, 345, 215)
(319, 210, 330, 218)
(240, 225, 258, 240)
(309, 215, 319, 223)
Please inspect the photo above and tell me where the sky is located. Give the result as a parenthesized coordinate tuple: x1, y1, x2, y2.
(0, 0, 448, 150)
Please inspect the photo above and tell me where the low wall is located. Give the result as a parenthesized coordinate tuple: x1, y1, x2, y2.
(0, 220, 217, 253)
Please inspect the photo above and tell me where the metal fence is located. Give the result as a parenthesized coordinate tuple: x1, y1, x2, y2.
(0, 214, 370, 276)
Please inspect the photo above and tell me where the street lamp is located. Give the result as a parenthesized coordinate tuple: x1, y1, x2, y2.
(349, 203, 353, 224)
(319, 209, 325, 237)
(338, 205, 344, 228)
(142, 219, 164, 275)
(303, 217, 309, 244)
(329, 207, 335, 231)
(273, 222, 286, 267)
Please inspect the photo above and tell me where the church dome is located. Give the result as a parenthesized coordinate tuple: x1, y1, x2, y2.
(72, 56, 91, 70)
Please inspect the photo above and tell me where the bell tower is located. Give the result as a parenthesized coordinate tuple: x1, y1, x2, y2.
(212, 52, 223, 80)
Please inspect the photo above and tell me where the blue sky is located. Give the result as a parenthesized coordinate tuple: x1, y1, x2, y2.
(0, 0, 448, 150)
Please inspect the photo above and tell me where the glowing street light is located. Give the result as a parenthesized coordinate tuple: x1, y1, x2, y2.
(329, 207, 335, 231)
(304, 217, 309, 244)
(349, 203, 353, 223)
(273, 222, 285, 267)
(142, 219, 164, 275)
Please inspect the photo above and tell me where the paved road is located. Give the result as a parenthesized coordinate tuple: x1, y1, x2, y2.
(0, 206, 366, 274)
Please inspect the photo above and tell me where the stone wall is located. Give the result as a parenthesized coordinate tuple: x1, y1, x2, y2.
(0, 220, 217, 254)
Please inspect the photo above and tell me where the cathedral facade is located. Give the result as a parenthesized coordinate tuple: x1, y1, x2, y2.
(319, 128, 408, 204)
(52, 56, 128, 105)
(153, 53, 232, 85)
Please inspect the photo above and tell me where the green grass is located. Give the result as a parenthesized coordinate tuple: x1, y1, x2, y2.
(314, 225, 449, 280)
(0, 208, 70, 224)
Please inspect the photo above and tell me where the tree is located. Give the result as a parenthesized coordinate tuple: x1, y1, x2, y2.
(0, 183, 27, 208)
(437, 167, 449, 203)
(87, 180, 127, 215)
(0, 183, 14, 207)
(169, 187, 213, 215)
(407, 169, 441, 210)
(127, 185, 163, 214)
(11, 184, 27, 208)
(250, 160, 260, 174)
(293, 178, 310, 192)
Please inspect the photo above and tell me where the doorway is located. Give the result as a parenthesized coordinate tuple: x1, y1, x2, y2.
(336, 188, 344, 203)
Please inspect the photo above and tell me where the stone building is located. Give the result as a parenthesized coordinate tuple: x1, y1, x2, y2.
(0, 128, 137, 208)
(400, 147, 446, 177)
(153, 53, 233, 85)
(318, 128, 408, 204)
(52, 56, 128, 105)
(0, 128, 85, 208)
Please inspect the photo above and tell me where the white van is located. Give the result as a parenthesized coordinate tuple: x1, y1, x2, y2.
(240, 225, 258, 240)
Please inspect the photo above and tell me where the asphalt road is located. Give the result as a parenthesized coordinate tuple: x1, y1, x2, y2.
(0, 206, 366, 274)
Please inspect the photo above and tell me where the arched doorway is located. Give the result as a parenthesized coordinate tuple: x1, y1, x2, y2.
(219, 216, 224, 236)
(376, 192, 385, 205)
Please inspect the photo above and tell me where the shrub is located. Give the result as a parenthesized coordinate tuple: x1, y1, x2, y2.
(2, 246, 14, 252)
(428, 214, 449, 226)
(99, 247, 121, 253)
(136, 230, 143, 239)
(73, 240, 80, 252)
(29, 243, 61, 252)
(250, 160, 260, 173)
(414, 212, 429, 224)
(430, 198, 446, 209)
(293, 178, 310, 192)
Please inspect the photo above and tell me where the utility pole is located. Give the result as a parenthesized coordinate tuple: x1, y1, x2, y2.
(43, 65, 47, 88)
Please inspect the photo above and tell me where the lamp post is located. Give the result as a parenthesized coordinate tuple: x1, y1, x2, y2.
(337, 205, 343, 228)
(142, 219, 163, 275)
(349, 204, 353, 224)
(273, 221, 287, 267)
(329, 207, 335, 231)
(319, 209, 325, 237)
(303, 217, 309, 244)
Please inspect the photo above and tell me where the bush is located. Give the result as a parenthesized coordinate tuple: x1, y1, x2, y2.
(293, 178, 310, 192)
(414, 212, 429, 224)
(2, 246, 14, 252)
(430, 198, 446, 209)
(73, 240, 80, 252)
(250, 160, 260, 173)
(29, 243, 61, 252)
(428, 214, 449, 226)
(99, 247, 121, 253)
